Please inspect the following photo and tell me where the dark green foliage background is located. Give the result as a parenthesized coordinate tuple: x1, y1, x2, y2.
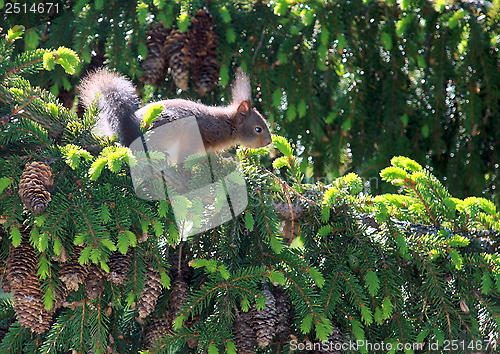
(1, 0, 499, 200)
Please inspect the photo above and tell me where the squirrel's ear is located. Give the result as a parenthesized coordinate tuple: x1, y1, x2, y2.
(236, 100, 251, 117)
(232, 68, 252, 103)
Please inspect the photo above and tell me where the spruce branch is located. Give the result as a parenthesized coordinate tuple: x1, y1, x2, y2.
(4, 54, 44, 78)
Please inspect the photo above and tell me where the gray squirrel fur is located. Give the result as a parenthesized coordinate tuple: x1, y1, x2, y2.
(79, 68, 272, 156)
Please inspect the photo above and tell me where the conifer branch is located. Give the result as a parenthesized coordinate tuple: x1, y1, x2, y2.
(5, 57, 43, 78)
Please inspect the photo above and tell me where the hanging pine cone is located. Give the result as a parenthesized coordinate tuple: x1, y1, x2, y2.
(165, 31, 189, 91)
(188, 9, 219, 96)
(144, 316, 170, 349)
(142, 24, 172, 86)
(189, 9, 216, 58)
(19, 161, 53, 214)
(273, 286, 291, 343)
(107, 251, 130, 285)
(85, 263, 105, 300)
(7, 240, 38, 289)
(251, 285, 277, 349)
(7, 239, 52, 333)
(12, 275, 52, 333)
(233, 311, 256, 354)
(143, 275, 190, 349)
(168, 275, 189, 318)
(137, 267, 163, 318)
(192, 55, 219, 96)
(59, 246, 88, 292)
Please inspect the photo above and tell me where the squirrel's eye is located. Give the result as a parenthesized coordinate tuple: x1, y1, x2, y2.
(255, 127, 262, 133)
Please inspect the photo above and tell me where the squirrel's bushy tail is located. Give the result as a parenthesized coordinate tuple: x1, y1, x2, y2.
(79, 68, 142, 146)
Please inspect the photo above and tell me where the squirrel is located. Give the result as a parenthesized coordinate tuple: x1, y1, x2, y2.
(79, 68, 272, 162)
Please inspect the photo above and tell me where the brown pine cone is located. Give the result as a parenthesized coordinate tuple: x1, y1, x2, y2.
(7, 241, 38, 289)
(168, 275, 189, 318)
(189, 9, 216, 54)
(144, 316, 170, 349)
(7, 238, 52, 333)
(251, 285, 277, 349)
(107, 251, 130, 285)
(137, 267, 163, 318)
(192, 55, 219, 96)
(188, 9, 219, 96)
(12, 275, 52, 333)
(142, 24, 172, 86)
(59, 246, 88, 292)
(19, 161, 53, 214)
(273, 286, 291, 343)
(85, 263, 105, 300)
(165, 31, 189, 91)
(233, 311, 256, 354)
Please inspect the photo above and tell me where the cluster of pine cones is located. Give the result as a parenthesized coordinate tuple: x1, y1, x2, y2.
(143, 278, 294, 353)
(4, 232, 145, 335)
(4, 233, 132, 334)
(144, 268, 191, 348)
(142, 9, 219, 96)
(4, 240, 132, 333)
(232, 285, 345, 354)
(8, 162, 151, 334)
(2, 162, 54, 333)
